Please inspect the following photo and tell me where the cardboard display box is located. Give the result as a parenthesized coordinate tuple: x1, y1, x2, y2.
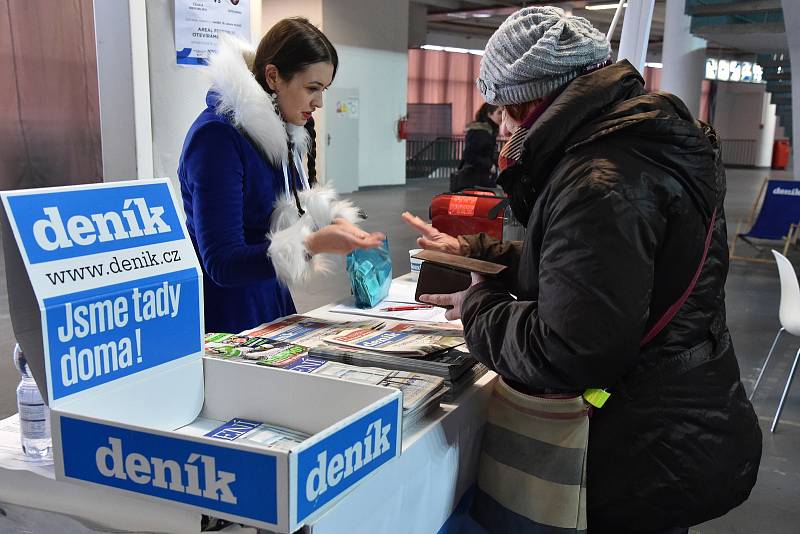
(1, 179, 402, 532)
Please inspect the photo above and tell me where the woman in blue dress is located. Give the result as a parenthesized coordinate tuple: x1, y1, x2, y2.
(179, 18, 383, 333)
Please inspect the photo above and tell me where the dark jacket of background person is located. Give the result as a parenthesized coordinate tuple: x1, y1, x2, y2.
(450, 117, 499, 191)
(459, 61, 762, 531)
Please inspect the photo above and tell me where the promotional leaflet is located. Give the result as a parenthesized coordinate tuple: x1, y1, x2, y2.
(175, 0, 251, 67)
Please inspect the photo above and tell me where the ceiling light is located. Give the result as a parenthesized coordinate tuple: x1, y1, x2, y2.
(472, 13, 491, 18)
(420, 44, 485, 56)
(645, 62, 662, 69)
(585, 2, 627, 10)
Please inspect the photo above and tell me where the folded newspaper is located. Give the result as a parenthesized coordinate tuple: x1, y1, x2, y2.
(176, 416, 309, 453)
(312, 361, 444, 412)
(323, 328, 464, 356)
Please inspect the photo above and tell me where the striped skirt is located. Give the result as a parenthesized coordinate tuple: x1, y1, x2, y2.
(471, 378, 589, 533)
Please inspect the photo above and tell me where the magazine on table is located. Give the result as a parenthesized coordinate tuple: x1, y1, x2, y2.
(203, 332, 309, 366)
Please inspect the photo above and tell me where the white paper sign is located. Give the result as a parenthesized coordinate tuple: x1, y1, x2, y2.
(175, 0, 251, 67)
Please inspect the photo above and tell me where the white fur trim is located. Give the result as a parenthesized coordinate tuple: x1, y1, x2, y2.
(206, 34, 309, 166)
(267, 218, 314, 286)
(267, 185, 363, 285)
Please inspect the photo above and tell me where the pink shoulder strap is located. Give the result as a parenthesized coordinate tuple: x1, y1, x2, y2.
(640, 208, 718, 347)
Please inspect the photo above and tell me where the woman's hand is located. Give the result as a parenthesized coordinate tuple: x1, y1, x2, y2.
(304, 218, 385, 255)
(419, 273, 485, 320)
(401, 212, 466, 256)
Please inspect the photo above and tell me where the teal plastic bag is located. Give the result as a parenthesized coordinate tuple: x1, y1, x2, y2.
(346, 238, 392, 308)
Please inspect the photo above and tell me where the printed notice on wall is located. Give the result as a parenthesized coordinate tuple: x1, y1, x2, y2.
(175, 0, 251, 67)
(0, 180, 203, 406)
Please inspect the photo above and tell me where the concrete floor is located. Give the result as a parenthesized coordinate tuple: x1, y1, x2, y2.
(0, 168, 798, 532)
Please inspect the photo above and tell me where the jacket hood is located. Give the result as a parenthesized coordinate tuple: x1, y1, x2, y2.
(205, 33, 309, 167)
(502, 60, 717, 223)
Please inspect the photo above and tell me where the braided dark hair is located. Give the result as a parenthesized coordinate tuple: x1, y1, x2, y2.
(304, 116, 318, 185)
(251, 18, 336, 185)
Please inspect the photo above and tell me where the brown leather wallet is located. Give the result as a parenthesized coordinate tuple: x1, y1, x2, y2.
(413, 250, 506, 304)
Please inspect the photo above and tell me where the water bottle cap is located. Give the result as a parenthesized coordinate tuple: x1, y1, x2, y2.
(13, 343, 28, 376)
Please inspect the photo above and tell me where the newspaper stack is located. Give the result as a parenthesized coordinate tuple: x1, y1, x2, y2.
(242, 314, 464, 353)
(310, 344, 487, 401)
(238, 315, 486, 401)
(204, 333, 445, 428)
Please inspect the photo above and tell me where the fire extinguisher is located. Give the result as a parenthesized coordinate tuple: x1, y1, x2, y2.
(396, 115, 408, 140)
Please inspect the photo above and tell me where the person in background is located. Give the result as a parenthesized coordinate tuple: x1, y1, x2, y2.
(450, 103, 503, 191)
(179, 18, 383, 334)
(404, 6, 761, 534)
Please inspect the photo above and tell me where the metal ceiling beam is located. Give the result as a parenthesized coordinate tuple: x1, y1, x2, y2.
(693, 22, 785, 35)
(428, 20, 498, 35)
(412, 0, 462, 11)
(414, 0, 520, 12)
(687, 0, 782, 16)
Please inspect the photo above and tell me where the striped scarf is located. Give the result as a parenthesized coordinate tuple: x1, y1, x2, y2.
(497, 94, 557, 172)
(497, 60, 611, 172)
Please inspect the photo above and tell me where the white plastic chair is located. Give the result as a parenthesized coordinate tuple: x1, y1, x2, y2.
(750, 250, 800, 432)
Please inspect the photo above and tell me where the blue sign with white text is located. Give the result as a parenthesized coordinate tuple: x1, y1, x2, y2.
(296, 397, 401, 523)
(59, 416, 278, 525)
(44, 269, 201, 400)
(6, 183, 185, 264)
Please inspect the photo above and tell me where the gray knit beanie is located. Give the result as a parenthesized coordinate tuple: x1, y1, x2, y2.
(477, 6, 611, 106)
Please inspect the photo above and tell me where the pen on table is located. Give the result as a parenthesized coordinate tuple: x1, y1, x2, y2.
(381, 305, 434, 311)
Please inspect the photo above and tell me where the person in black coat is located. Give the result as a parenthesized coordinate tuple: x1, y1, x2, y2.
(450, 103, 503, 191)
(404, 6, 761, 534)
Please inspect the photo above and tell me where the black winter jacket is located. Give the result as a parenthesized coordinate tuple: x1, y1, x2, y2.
(461, 61, 762, 532)
(451, 121, 499, 191)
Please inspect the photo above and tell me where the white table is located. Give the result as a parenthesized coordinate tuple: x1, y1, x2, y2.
(0, 282, 496, 534)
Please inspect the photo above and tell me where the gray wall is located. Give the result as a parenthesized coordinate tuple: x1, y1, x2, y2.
(322, 0, 409, 53)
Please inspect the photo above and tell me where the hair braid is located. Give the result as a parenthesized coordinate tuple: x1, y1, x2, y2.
(304, 116, 318, 185)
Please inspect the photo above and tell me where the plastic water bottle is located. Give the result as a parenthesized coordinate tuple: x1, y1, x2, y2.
(13, 343, 52, 459)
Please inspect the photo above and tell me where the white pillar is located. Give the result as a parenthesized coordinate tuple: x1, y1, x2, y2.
(93, 0, 153, 181)
(782, 0, 800, 177)
(660, 0, 706, 118)
(757, 92, 778, 168)
(617, 0, 655, 74)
